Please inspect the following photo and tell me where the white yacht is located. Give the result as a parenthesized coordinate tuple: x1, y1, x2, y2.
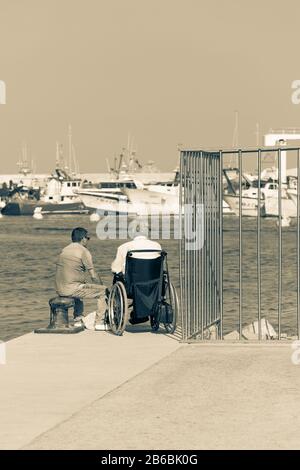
(76, 179, 145, 215)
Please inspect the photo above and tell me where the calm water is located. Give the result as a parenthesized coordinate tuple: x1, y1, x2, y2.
(0, 215, 299, 341)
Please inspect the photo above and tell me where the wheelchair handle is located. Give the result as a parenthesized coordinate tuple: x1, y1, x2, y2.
(127, 249, 167, 257)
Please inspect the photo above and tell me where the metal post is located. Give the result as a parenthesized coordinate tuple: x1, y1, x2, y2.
(208, 155, 212, 328)
(219, 151, 223, 339)
(196, 152, 200, 335)
(192, 152, 196, 336)
(257, 149, 261, 341)
(297, 149, 300, 339)
(179, 151, 184, 341)
(238, 149, 243, 339)
(201, 152, 204, 340)
(278, 148, 282, 340)
(213, 154, 217, 330)
(186, 153, 191, 338)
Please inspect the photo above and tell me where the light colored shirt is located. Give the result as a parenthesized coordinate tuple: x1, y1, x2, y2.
(55, 242, 94, 296)
(111, 236, 162, 274)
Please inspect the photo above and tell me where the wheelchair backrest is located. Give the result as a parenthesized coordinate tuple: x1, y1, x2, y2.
(124, 250, 166, 288)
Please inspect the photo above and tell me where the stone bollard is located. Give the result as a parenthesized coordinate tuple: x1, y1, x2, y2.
(35, 297, 85, 334)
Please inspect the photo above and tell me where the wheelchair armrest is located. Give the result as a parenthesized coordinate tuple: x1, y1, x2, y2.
(113, 272, 125, 284)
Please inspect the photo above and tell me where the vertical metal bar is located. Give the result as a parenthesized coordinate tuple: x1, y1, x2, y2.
(188, 153, 192, 337)
(216, 153, 220, 337)
(180, 152, 185, 339)
(197, 153, 202, 331)
(257, 149, 262, 340)
(298, 149, 300, 339)
(201, 151, 204, 340)
(210, 157, 213, 328)
(278, 148, 282, 340)
(207, 154, 212, 325)
(206, 153, 210, 331)
(190, 152, 193, 338)
(215, 154, 218, 331)
(213, 154, 216, 327)
(204, 152, 207, 334)
(195, 152, 201, 331)
(179, 151, 184, 340)
(185, 152, 190, 340)
(238, 150, 243, 339)
(219, 151, 223, 339)
(187, 153, 191, 338)
(192, 152, 196, 336)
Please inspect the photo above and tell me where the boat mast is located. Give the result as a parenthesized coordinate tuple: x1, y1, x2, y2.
(68, 124, 72, 175)
(56, 142, 60, 169)
(232, 110, 239, 148)
(255, 122, 260, 146)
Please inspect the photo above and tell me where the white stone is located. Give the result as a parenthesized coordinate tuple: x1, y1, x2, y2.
(242, 318, 277, 340)
(224, 330, 240, 341)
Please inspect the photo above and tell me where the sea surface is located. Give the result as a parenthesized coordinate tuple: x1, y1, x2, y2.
(0, 214, 299, 341)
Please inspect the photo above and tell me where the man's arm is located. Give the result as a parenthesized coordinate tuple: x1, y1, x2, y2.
(89, 268, 102, 284)
(82, 248, 103, 284)
(111, 245, 126, 274)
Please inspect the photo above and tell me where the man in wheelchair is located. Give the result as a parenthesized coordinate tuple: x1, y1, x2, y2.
(109, 230, 178, 335)
(111, 230, 162, 326)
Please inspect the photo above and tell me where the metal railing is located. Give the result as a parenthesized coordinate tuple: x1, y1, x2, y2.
(180, 150, 222, 340)
(180, 147, 300, 341)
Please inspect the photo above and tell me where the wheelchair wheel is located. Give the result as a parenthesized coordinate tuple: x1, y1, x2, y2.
(164, 282, 178, 334)
(108, 281, 128, 335)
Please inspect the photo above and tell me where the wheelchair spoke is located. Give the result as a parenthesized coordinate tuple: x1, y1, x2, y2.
(164, 281, 178, 334)
(108, 282, 128, 335)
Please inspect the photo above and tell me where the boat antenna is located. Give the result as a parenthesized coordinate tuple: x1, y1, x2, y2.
(68, 124, 72, 175)
(229, 111, 239, 168)
(72, 144, 79, 174)
(255, 122, 260, 146)
(105, 158, 111, 173)
(232, 110, 239, 148)
(56, 141, 60, 169)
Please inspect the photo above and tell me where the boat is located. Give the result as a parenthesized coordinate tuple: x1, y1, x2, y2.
(76, 178, 146, 215)
(122, 186, 179, 215)
(222, 168, 265, 217)
(1, 168, 87, 216)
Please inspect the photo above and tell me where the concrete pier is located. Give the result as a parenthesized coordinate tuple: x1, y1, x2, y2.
(1, 330, 300, 450)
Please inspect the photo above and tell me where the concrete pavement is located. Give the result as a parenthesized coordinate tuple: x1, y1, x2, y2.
(1, 328, 300, 450)
(0, 326, 180, 449)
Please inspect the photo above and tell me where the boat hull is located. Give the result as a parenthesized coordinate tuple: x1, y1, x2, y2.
(1, 200, 88, 216)
(223, 194, 265, 217)
(264, 195, 296, 218)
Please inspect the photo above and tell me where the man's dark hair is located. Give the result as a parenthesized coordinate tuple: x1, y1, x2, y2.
(71, 227, 88, 243)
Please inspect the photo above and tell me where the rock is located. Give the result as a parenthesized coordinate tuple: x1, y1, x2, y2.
(242, 318, 277, 340)
(224, 330, 240, 341)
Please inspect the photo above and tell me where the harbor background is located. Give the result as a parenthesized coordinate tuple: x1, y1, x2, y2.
(1, 214, 299, 342)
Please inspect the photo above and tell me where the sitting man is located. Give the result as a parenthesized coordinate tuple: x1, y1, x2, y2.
(55, 227, 109, 331)
(111, 225, 162, 324)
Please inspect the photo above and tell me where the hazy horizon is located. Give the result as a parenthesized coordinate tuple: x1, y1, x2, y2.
(1, 0, 300, 174)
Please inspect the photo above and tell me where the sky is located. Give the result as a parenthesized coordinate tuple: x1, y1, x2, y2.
(1, 0, 300, 173)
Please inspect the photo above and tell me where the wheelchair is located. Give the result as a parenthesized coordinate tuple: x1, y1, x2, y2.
(108, 249, 178, 336)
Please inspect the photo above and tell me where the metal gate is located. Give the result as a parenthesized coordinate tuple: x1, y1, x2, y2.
(180, 145, 300, 341)
(180, 150, 222, 340)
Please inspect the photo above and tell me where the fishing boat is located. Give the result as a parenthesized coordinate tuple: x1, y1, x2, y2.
(1, 168, 86, 216)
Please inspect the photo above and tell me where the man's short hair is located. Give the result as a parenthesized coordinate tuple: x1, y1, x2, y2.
(71, 227, 88, 243)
